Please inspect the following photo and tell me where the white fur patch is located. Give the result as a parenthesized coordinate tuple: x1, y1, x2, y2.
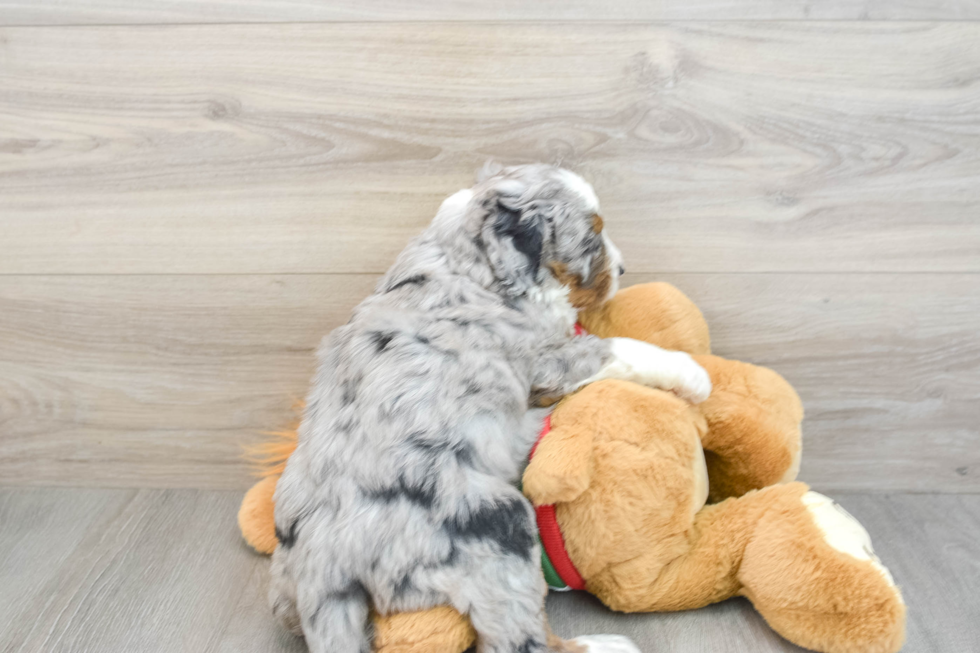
(582, 337, 712, 403)
(571, 634, 641, 653)
(432, 189, 474, 228)
(691, 445, 709, 518)
(526, 275, 578, 335)
(556, 169, 600, 212)
(601, 232, 623, 301)
(802, 492, 900, 593)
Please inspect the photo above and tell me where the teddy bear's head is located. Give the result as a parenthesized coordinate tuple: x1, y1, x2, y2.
(522, 379, 711, 594)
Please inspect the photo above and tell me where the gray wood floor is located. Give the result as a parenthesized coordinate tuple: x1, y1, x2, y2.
(0, 488, 976, 653)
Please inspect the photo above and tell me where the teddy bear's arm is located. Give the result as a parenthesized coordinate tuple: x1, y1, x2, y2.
(691, 355, 804, 501)
(523, 419, 595, 506)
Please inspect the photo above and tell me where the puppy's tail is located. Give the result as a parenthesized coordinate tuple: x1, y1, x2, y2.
(238, 402, 302, 554)
(243, 400, 302, 478)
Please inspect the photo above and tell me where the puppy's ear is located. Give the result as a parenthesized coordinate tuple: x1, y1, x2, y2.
(481, 196, 546, 296)
(476, 159, 504, 183)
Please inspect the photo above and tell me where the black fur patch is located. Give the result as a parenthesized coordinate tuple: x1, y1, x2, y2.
(386, 274, 427, 292)
(439, 316, 472, 327)
(411, 333, 458, 358)
(341, 378, 358, 406)
(517, 637, 544, 653)
(367, 474, 437, 509)
(393, 572, 414, 597)
(378, 393, 406, 422)
(452, 443, 474, 466)
(443, 496, 535, 561)
(337, 415, 359, 433)
(443, 542, 460, 566)
(275, 519, 300, 549)
(370, 330, 397, 352)
(407, 433, 474, 467)
(493, 201, 544, 276)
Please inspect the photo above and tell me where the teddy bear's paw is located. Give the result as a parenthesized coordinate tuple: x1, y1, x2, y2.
(570, 634, 642, 653)
(802, 491, 899, 591)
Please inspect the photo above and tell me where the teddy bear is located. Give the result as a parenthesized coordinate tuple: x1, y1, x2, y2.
(239, 282, 906, 653)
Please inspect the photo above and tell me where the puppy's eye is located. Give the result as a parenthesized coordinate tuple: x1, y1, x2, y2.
(619, 265, 626, 276)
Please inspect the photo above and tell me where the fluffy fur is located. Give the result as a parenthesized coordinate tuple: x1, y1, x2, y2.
(268, 164, 709, 653)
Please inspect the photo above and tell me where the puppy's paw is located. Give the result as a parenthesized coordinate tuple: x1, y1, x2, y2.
(571, 634, 642, 653)
(669, 352, 712, 404)
(585, 338, 711, 404)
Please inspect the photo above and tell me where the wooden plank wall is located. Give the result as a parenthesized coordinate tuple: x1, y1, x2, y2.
(3, 1, 980, 24)
(0, 9, 978, 491)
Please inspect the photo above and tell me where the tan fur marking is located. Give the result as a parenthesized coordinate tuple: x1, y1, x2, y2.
(547, 623, 588, 653)
(549, 253, 612, 311)
(591, 214, 604, 233)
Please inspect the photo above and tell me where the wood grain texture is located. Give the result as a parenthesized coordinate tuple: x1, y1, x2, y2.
(1, 489, 976, 652)
(1, 273, 976, 492)
(1, 22, 978, 274)
(0, 488, 261, 653)
(2, 1, 980, 25)
(0, 274, 378, 489)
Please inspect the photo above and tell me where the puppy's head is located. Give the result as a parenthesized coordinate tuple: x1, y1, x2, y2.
(474, 164, 624, 309)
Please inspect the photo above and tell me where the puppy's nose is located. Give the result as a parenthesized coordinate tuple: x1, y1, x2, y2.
(618, 265, 626, 276)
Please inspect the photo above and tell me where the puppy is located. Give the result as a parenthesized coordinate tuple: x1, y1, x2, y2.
(269, 164, 711, 653)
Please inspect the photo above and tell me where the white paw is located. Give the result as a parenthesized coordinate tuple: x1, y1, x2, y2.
(571, 634, 642, 653)
(587, 338, 711, 404)
(668, 352, 712, 404)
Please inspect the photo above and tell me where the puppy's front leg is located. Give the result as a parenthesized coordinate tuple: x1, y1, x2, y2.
(581, 337, 712, 403)
(529, 335, 615, 402)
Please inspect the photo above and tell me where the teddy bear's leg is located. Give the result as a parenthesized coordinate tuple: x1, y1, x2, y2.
(739, 488, 906, 653)
(588, 484, 794, 613)
(372, 607, 475, 653)
(693, 355, 804, 502)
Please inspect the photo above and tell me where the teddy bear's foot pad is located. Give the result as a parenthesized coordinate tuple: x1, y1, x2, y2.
(802, 491, 899, 589)
(570, 634, 642, 653)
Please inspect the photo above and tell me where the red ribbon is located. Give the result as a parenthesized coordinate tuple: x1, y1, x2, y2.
(529, 414, 587, 591)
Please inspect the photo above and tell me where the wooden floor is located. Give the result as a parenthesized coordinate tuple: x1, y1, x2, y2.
(0, 488, 977, 653)
(1, 1, 979, 651)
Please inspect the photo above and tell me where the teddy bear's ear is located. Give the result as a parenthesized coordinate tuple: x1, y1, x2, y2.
(522, 422, 595, 506)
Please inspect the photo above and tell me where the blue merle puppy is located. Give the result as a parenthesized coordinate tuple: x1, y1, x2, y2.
(269, 163, 712, 653)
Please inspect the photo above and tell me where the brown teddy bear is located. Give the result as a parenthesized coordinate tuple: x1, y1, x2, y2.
(239, 283, 906, 653)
